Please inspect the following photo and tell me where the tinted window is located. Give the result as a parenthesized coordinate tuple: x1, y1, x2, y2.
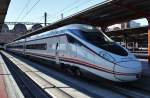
(7, 45, 23, 49)
(69, 29, 128, 56)
(26, 43, 47, 50)
(67, 35, 81, 46)
(67, 35, 75, 43)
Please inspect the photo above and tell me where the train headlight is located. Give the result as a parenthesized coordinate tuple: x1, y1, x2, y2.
(99, 51, 115, 62)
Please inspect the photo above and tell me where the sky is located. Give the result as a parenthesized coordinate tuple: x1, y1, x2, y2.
(5, 0, 148, 29)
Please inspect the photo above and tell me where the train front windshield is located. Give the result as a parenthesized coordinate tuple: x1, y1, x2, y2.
(70, 29, 128, 56)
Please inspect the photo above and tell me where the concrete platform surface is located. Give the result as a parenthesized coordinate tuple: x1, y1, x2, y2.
(2, 51, 91, 98)
(0, 65, 8, 98)
(0, 54, 24, 98)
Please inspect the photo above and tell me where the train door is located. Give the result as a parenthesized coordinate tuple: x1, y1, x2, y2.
(23, 38, 26, 55)
(58, 35, 68, 57)
(67, 35, 77, 59)
(55, 42, 60, 64)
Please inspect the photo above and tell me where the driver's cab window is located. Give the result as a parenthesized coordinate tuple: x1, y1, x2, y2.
(67, 35, 82, 46)
(67, 35, 81, 44)
(67, 35, 76, 44)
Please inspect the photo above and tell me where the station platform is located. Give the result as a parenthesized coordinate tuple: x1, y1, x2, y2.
(0, 55, 8, 98)
(0, 54, 24, 98)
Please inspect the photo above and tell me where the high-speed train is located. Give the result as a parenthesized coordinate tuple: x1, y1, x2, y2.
(5, 24, 142, 82)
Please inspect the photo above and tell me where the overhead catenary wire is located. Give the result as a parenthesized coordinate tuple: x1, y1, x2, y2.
(15, 0, 31, 22)
(46, 0, 81, 22)
(28, 12, 51, 23)
(16, 0, 96, 24)
(51, 0, 82, 17)
(20, 0, 41, 21)
(27, 15, 44, 22)
(48, 0, 88, 21)
(64, 0, 93, 14)
(48, 0, 93, 22)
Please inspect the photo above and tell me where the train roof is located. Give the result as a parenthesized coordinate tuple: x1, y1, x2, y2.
(8, 24, 101, 43)
(27, 24, 101, 41)
(56, 24, 101, 31)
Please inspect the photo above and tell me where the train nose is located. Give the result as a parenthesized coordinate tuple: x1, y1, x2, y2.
(114, 60, 142, 82)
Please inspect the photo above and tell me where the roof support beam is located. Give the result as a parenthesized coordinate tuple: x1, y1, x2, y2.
(109, 1, 150, 62)
(112, 1, 150, 18)
(146, 17, 150, 64)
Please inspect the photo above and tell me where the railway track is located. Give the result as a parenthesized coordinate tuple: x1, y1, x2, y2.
(83, 75, 150, 98)
(1, 51, 150, 98)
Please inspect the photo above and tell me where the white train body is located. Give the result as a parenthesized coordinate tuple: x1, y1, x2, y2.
(5, 24, 142, 82)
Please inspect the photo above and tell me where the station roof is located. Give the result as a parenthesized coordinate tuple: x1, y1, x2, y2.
(106, 26, 148, 37)
(0, 0, 10, 32)
(106, 26, 148, 41)
(15, 0, 150, 40)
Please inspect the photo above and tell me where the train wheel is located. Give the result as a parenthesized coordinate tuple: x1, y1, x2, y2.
(74, 68, 82, 77)
(60, 63, 66, 71)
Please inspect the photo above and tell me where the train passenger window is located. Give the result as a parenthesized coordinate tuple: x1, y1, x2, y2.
(26, 43, 47, 50)
(7, 45, 23, 49)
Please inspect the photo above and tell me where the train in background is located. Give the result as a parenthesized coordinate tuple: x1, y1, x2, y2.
(5, 24, 142, 82)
